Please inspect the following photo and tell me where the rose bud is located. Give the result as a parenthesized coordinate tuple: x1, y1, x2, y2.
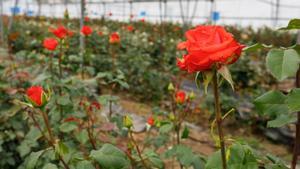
(147, 117, 155, 126)
(175, 90, 186, 104)
(26, 86, 49, 107)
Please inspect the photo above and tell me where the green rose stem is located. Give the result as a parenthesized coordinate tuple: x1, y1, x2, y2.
(128, 130, 150, 169)
(291, 66, 300, 169)
(29, 109, 70, 169)
(212, 70, 227, 169)
(85, 110, 97, 149)
(81, 37, 87, 79)
(58, 39, 64, 80)
(85, 111, 101, 169)
(170, 91, 183, 169)
(49, 52, 53, 75)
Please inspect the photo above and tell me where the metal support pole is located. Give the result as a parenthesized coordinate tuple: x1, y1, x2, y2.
(0, 0, 4, 45)
(210, 0, 215, 24)
(274, 0, 280, 26)
(164, 0, 167, 21)
(80, 0, 85, 52)
(102, 2, 106, 20)
(129, 0, 133, 22)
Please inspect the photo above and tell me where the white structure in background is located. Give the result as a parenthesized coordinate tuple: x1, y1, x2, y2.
(1, 0, 300, 28)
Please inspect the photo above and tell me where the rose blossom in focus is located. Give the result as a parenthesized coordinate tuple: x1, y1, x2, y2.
(177, 25, 244, 73)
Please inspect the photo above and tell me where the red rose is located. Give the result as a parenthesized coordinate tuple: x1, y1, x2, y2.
(126, 25, 134, 32)
(177, 25, 244, 73)
(109, 32, 120, 44)
(130, 14, 134, 19)
(147, 117, 154, 126)
(140, 18, 145, 22)
(81, 25, 93, 36)
(43, 38, 58, 51)
(108, 12, 113, 16)
(50, 26, 68, 39)
(175, 91, 186, 104)
(26, 86, 44, 106)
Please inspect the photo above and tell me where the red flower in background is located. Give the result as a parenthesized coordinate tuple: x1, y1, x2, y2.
(84, 16, 90, 22)
(67, 30, 74, 37)
(81, 25, 93, 36)
(98, 31, 103, 36)
(126, 25, 134, 32)
(43, 38, 58, 51)
(140, 18, 145, 22)
(147, 117, 155, 126)
(177, 25, 244, 73)
(108, 12, 113, 16)
(130, 14, 134, 19)
(26, 86, 44, 106)
(175, 91, 186, 104)
(50, 26, 68, 39)
(89, 101, 101, 111)
(109, 32, 120, 44)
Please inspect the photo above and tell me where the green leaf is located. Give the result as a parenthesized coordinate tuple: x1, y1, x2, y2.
(90, 144, 130, 169)
(59, 122, 77, 133)
(266, 49, 300, 81)
(279, 19, 300, 30)
(267, 113, 296, 128)
(287, 88, 300, 112)
(159, 123, 173, 134)
(144, 149, 164, 169)
(218, 66, 234, 90)
(26, 150, 45, 169)
(195, 72, 201, 89)
(254, 91, 288, 116)
(192, 155, 205, 169)
(205, 150, 222, 169)
(181, 126, 189, 139)
(203, 71, 213, 94)
(243, 43, 272, 53)
(254, 90, 295, 127)
(75, 130, 89, 144)
(76, 160, 95, 169)
(42, 163, 58, 169)
(57, 95, 72, 106)
(55, 141, 69, 156)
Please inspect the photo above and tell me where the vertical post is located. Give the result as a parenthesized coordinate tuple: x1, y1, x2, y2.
(210, 0, 215, 24)
(0, 0, 4, 45)
(129, 0, 133, 22)
(8, 0, 19, 31)
(274, 0, 280, 26)
(102, 2, 106, 20)
(164, 0, 167, 21)
(80, 0, 85, 52)
(37, 0, 42, 17)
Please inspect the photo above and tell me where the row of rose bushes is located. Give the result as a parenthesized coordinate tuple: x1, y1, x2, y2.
(5, 16, 297, 101)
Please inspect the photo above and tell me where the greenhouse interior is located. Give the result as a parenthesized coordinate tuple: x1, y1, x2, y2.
(0, 0, 300, 169)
